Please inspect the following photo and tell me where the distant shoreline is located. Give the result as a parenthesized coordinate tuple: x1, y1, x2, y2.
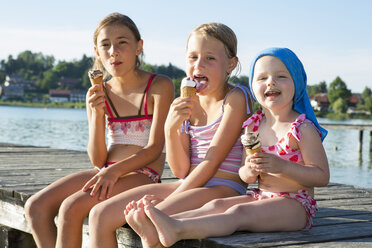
(1, 101, 371, 120)
(0, 100, 86, 109)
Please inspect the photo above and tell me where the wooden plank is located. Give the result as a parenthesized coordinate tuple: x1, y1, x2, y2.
(1, 143, 372, 248)
(202, 221, 372, 248)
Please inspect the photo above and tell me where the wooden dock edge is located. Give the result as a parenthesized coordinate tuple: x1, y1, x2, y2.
(1, 143, 372, 247)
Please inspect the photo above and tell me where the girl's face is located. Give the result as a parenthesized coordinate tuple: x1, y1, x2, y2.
(252, 55, 295, 111)
(95, 24, 142, 77)
(186, 33, 236, 95)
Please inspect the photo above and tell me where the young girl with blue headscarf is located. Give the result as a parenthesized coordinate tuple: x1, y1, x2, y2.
(123, 47, 329, 247)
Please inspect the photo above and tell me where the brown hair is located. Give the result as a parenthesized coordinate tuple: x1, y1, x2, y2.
(92, 13, 143, 77)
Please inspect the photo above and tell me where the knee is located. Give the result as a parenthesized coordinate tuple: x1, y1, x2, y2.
(227, 204, 251, 217)
(24, 194, 46, 222)
(206, 198, 230, 210)
(89, 204, 108, 228)
(58, 196, 85, 221)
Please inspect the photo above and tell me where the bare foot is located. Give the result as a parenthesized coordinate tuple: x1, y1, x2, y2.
(124, 199, 162, 248)
(143, 200, 182, 247)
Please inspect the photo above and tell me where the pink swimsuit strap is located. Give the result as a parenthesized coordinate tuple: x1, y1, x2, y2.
(242, 111, 316, 163)
(103, 74, 156, 122)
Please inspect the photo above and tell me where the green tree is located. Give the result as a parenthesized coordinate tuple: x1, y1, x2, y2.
(173, 77, 182, 97)
(333, 97, 348, 114)
(328, 76, 351, 109)
(361, 86, 372, 104)
(307, 81, 328, 97)
(365, 96, 372, 113)
(230, 75, 249, 88)
(37, 70, 58, 92)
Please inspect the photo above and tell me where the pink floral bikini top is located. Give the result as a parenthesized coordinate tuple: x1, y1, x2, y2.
(242, 110, 318, 163)
(103, 74, 164, 152)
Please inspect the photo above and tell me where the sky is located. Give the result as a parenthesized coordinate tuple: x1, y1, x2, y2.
(1, 0, 371, 93)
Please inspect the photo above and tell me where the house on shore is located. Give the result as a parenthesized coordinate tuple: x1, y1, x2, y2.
(49, 89, 86, 103)
(310, 93, 330, 112)
(49, 89, 71, 102)
(0, 74, 36, 100)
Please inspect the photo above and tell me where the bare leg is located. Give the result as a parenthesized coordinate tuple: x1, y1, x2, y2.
(172, 195, 252, 219)
(89, 184, 238, 247)
(89, 182, 180, 248)
(24, 169, 97, 248)
(145, 197, 308, 247)
(55, 173, 155, 248)
(125, 198, 162, 248)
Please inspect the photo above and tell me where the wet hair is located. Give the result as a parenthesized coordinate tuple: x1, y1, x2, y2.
(187, 22, 241, 78)
(92, 13, 143, 77)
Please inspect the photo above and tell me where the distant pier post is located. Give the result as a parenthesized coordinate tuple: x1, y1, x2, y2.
(358, 130, 363, 153)
(370, 131, 372, 152)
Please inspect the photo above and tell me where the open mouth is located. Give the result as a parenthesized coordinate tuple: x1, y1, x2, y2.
(264, 89, 281, 97)
(193, 74, 208, 92)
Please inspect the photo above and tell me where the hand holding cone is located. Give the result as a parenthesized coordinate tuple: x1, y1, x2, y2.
(241, 127, 264, 179)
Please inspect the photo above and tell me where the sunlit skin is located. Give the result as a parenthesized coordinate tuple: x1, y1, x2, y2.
(24, 15, 174, 248)
(124, 53, 329, 248)
(118, 29, 250, 248)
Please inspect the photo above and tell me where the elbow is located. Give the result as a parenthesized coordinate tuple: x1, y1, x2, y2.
(242, 175, 257, 184)
(87, 150, 107, 168)
(314, 172, 330, 187)
(172, 170, 188, 179)
(318, 174, 330, 187)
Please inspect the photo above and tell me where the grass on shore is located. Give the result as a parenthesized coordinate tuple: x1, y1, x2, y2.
(0, 100, 86, 109)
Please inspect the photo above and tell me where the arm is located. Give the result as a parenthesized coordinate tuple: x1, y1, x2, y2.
(250, 123, 330, 187)
(83, 75, 174, 199)
(283, 123, 329, 187)
(86, 84, 108, 167)
(171, 89, 249, 194)
(164, 97, 195, 179)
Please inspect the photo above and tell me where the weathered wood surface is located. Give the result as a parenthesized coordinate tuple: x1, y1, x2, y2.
(1, 143, 372, 247)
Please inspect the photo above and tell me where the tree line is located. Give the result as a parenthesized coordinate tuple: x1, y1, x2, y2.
(0, 50, 371, 114)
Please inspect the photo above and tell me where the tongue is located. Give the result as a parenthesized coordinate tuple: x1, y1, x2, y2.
(195, 82, 207, 92)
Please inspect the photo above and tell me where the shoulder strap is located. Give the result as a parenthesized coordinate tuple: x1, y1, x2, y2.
(221, 84, 253, 115)
(138, 74, 156, 117)
(103, 82, 118, 118)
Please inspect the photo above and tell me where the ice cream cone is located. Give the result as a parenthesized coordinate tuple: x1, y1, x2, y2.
(88, 70, 103, 86)
(181, 86, 197, 98)
(241, 129, 264, 179)
(180, 77, 198, 98)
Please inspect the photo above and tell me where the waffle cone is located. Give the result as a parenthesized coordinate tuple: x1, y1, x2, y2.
(244, 146, 261, 155)
(181, 86, 196, 98)
(89, 76, 103, 86)
(244, 145, 263, 179)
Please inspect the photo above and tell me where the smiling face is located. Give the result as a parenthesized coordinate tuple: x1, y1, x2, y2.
(94, 24, 143, 77)
(185, 33, 235, 96)
(252, 55, 295, 111)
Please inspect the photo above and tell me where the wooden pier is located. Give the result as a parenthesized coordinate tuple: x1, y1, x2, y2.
(1, 143, 372, 247)
(320, 123, 372, 152)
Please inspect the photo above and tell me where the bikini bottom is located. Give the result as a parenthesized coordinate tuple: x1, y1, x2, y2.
(247, 188, 318, 230)
(203, 177, 247, 195)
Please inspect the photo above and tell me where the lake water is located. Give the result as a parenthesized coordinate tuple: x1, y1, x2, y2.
(1, 105, 371, 189)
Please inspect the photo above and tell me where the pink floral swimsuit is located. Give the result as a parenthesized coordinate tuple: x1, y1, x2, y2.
(242, 110, 320, 230)
(101, 74, 161, 183)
